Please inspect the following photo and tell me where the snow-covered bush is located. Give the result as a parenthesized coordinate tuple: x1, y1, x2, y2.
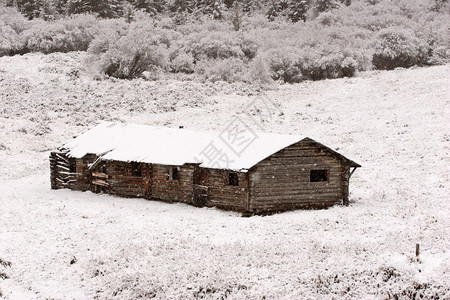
(170, 52, 195, 73)
(297, 47, 366, 80)
(86, 23, 173, 79)
(21, 14, 99, 54)
(0, 5, 30, 55)
(239, 35, 259, 60)
(0, 5, 30, 34)
(372, 27, 429, 70)
(415, 13, 450, 65)
(0, 23, 22, 56)
(315, 11, 343, 26)
(246, 55, 275, 85)
(262, 48, 303, 83)
(186, 31, 258, 61)
(189, 32, 245, 60)
(200, 58, 246, 83)
(427, 45, 450, 65)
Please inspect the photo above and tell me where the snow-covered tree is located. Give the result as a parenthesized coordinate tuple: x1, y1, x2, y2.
(288, 0, 308, 22)
(229, 0, 245, 30)
(315, 0, 340, 13)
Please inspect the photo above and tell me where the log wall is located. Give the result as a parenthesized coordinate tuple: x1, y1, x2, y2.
(88, 160, 196, 203)
(150, 164, 195, 203)
(75, 154, 97, 191)
(202, 169, 248, 211)
(50, 151, 78, 190)
(249, 140, 347, 213)
(98, 160, 149, 198)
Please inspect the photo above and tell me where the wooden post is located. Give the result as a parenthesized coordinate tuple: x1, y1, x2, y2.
(416, 243, 420, 257)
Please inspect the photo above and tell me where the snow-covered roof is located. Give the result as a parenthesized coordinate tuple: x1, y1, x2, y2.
(60, 122, 359, 170)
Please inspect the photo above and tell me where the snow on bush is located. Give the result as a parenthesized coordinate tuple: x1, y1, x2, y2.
(170, 52, 195, 74)
(0, 22, 21, 56)
(190, 32, 242, 61)
(0, 5, 29, 55)
(2, 0, 449, 83)
(199, 58, 247, 83)
(262, 48, 303, 83)
(86, 21, 175, 79)
(8, 14, 99, 54)
(246, 55, 276, 85)
(372, 27, 429, 70)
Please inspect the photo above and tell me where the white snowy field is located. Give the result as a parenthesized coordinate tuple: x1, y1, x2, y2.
(0, 52, 449, 299)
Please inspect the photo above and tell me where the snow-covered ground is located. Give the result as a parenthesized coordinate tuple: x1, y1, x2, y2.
(0, 52, 448, 299)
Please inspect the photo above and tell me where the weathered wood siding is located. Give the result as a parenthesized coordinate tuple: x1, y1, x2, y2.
(89, 160, 195, 203)
(75, 154, 97, 191)
(249, 140, 346, 213)
(150, 164, 195, 203)
(97, 160, 149, 198)
(50, 152, 99, 191)
(201, 169, 248, 211)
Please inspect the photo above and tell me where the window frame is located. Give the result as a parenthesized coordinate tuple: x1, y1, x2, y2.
(309, 169, 328, 182)
(131, 162, 142, 177)
(169, 166, 180, 180)
(228, 172, 239, 186)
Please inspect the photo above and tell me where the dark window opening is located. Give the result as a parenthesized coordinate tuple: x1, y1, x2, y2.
(228, 173, 239, 186)
(310, 169, 328, 182)
(170, 167, 180, 180)
(68, 158, 76, 173)
(102, 164, 107, 173)
(131, 162, 142, 177)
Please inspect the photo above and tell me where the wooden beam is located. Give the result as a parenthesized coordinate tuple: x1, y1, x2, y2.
(55, 153, 70, 163)
(92, 172, 109, 179)
(349, 167, 358, 178)
(92, 179, 109, 187)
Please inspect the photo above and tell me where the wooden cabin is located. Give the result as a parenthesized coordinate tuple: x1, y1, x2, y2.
(50, 122, 360, 214)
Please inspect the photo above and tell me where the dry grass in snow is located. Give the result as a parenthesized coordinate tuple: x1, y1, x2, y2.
(0, 52, 449, 299)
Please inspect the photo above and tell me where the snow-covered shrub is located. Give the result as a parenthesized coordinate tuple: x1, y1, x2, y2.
(260, 40, 369, 82)
(297, 48, 363, 80)
(0, 5, 30, 55)
(61, 14, 101, 51)
(21, 20, 65, 53)
(0, 5, 30, 34)
(415, 14, 450, 65)
(262, 48, 303, 83)
(170, 52, 195, 73)
(0, 23, 22, 56)
(240, 35, 259, 60)
(427, 45, 449, 65)
(372, 27, 429, 70)
(21, 14, 99, 54)
(246, 55, 274, 85)
(315, 11, 343, 26)
(189, 32, 246, 60)
(200, 58, 246, 83)
(86, 23, 172, 79)
(186, 31, 258, 62)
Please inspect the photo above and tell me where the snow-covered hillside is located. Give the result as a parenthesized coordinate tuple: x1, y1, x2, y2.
(0, 52, 448, 299)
